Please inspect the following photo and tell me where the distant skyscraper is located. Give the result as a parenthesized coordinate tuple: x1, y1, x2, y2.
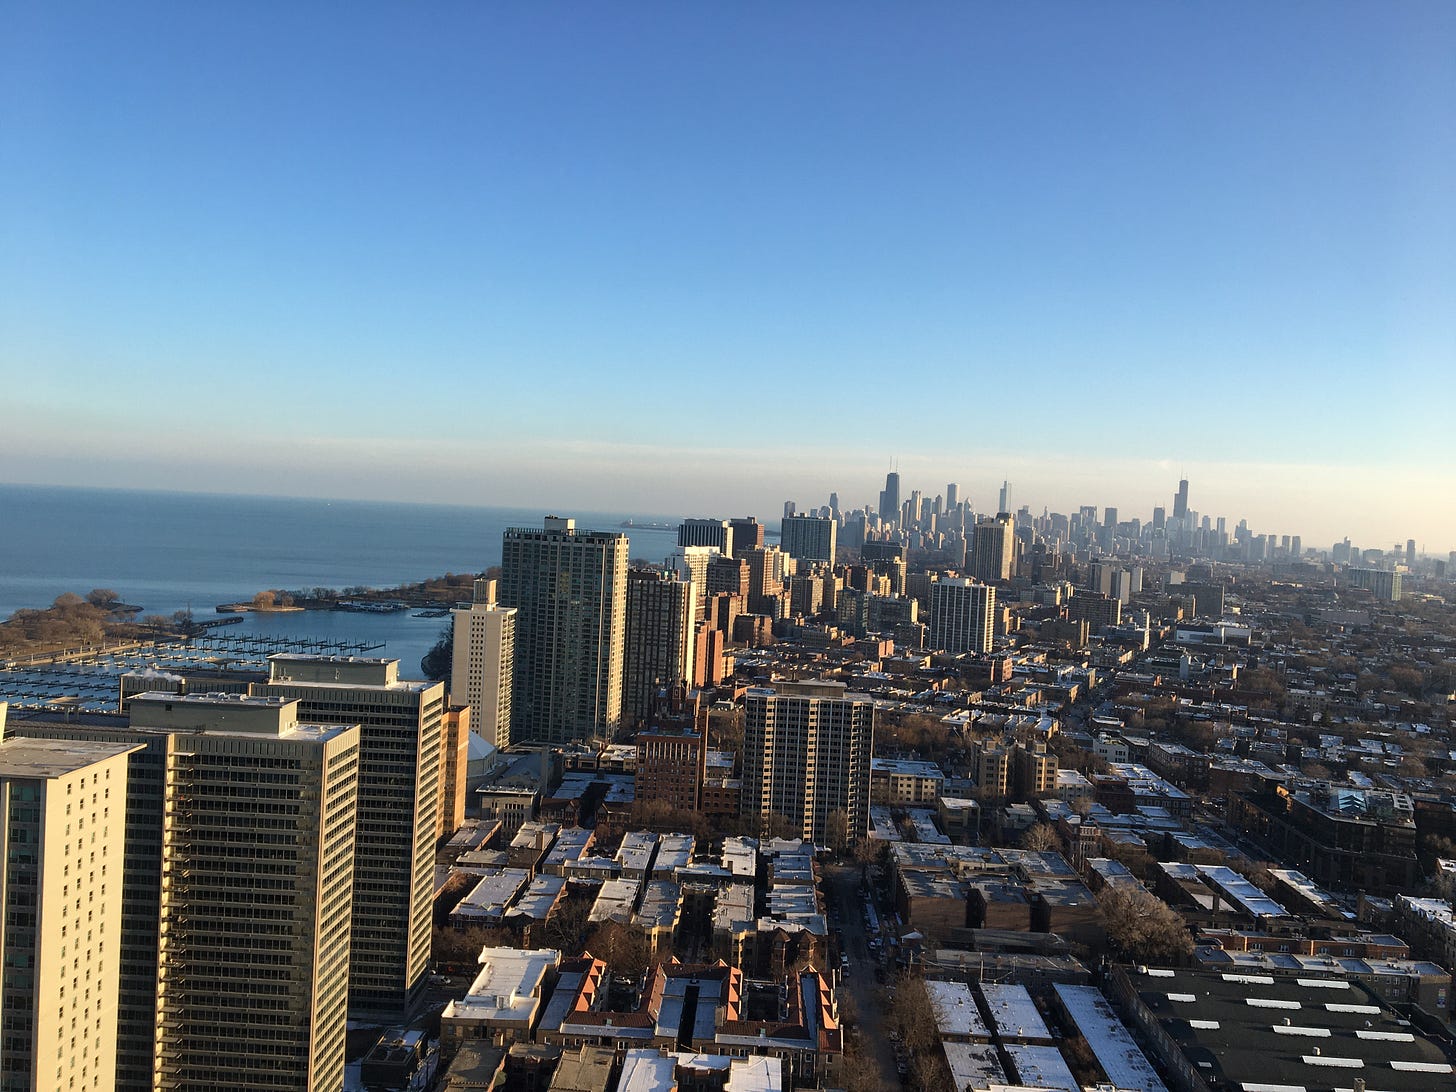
(1407, 539, 1417, 565)
(828, 491, 840, 518)
(741, 681, 873, 845)
(500, 516, 629, 745)
(1173, 478, 1189, 521)
(928, 578, 995, 654)
(1152, 506, 1166, 531)
(451, 579, 516, 749)
(783, 499, 797, 519)
(945, 482, 958, 509)
(998, 480, 1012, 515)
(622, 569, 695, 728)
(666, 544, 716, 619)
(879, 471, 901, 524)
(780, 514, 837, 564)
(0, 733, 138, 1092)
(254, 655, 443, 1022)
(1103, 507, 1118, 528)
(971, 514, 1015, 583)
(677, 518, 733, 555)
(728, 517, 764, 557)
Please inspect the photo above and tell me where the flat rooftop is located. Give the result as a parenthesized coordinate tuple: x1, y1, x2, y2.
(1126, 966, 1453, 1091)
(1053, 984, 1168, 1092)
(0, 737, 140, 779)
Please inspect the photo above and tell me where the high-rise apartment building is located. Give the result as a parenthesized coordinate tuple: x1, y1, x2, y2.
(622, 569, 695, 729)
(741, 681, 873, 845)
(0, 732, 138, 1092)
(744, 546, 788, 615)
(728, 517, 764, 557)
(1, 708, 173, 1091)
(666, 545, 716, 620)
(437, 704, 471, 841)
(1347, 567, 1403, 602)
(677, 518, 733, 555)
(252, 655, 442, 1022)
(500, 516, 629, 744)
(971, 514, 1015, 583)
(636, 722, 707, 815)
(928, 578, 995, 655)
(128, 694, 360, 1092)
(779, 514, 837, 565)
(450, 580, 516, 750)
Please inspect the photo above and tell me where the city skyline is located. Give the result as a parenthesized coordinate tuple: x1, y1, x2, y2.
(3, 5, 1453, 550)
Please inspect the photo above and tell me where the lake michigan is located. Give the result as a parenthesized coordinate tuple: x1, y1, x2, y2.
(0, 483, 681, 676)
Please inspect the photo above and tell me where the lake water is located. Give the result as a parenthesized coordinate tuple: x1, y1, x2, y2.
(0, 483, 681, 676)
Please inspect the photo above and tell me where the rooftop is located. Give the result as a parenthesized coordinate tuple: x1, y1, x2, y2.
(1126, 965, 1453, 1091)
(0, 737, 140, 779)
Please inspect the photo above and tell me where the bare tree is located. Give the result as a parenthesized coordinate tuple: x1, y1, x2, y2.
(1097, 887, 1193, 963)
(1021, 821, 1062, 852)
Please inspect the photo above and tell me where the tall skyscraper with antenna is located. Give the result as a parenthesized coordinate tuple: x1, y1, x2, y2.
(1173, 477, 1190, 522)
(879, 467, 901, 525)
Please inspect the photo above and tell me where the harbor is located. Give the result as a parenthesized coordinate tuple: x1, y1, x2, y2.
(0, 630, 388, 714)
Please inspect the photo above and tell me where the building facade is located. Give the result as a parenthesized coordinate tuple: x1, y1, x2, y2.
(928, 578, 995, 655)
(741, 681, 873, 845)
(451, 582, 516, 750)
(779, 515, 837, 565)
(0, 735, 138, 1092)
(128, 693, 360, 1092)
(500, 517, 629, 744)
(622, 569, 695, 730)
(971, 515, 1015, 584)
(252, 655, 443, 1022)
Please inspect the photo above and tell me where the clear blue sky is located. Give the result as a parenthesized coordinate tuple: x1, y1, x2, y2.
(2, 3, 1453, 549)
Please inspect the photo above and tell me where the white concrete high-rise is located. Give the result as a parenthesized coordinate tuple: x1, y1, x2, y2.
(928, 577, 996, 654)
(500, 516, 629, 745)
(779, 514, 838, 565)
(451, 580, 516, 750)
(0, 733, 139, 1092)
(971, 514, 1015, 583)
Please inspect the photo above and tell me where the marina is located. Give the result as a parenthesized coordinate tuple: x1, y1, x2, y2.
(0, 632, 386, 714)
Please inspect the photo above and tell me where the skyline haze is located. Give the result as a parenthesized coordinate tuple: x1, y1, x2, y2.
(3, 5, 1453, 552)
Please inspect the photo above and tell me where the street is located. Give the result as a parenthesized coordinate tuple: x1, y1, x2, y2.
(825, 862, 903, 1090)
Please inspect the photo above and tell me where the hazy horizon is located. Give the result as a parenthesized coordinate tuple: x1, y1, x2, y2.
(2, 457, 1447, 558)
(3, 5, 1452, 554)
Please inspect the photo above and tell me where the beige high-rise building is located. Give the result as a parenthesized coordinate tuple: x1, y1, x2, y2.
(1, 708, 171, 1092)
(741, 681, 873, 846)
(499, 516, 629, 744)
(451, 580, 516, 750)
(128, 693, 359, 1092)
(437, 704, 471, 841)
(622, 568, 695, 729)
(0, 730, 138, 1092)
(972, 514, 1016, 583)
(252, 655, 442, 1022)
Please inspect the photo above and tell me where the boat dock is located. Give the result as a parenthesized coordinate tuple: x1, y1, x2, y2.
(0, 632, 386, 714)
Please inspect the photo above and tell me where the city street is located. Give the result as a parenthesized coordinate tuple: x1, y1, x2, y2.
(825, 862, 902, 1090)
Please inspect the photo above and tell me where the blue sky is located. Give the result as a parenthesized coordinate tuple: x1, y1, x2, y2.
(2, 3, 1453, 549)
